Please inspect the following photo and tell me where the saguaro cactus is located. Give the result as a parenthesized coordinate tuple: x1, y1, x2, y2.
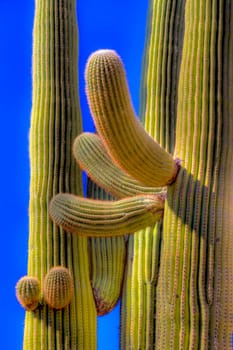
(49, 0, 233, 345)
(18, 1, 97, 349)
(156, 1, 233, 349)
(19, 0, 233, 349)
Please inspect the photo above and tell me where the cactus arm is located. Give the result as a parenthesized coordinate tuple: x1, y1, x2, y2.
(87, 180, 126, 316)
(85, 50, 179, 187)
(90, 235, 126, 315)
(49, 193, 165, 237)
(73, 132, 160, 198)
(24, 1, 97, 349)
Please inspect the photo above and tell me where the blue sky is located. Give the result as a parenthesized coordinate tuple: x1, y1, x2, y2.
(0, 1, 148, 348)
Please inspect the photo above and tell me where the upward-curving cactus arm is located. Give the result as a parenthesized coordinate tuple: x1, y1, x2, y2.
(87, 180, 126, 316)
(85, 50, 179, 187)
(73, 132, 160, 198)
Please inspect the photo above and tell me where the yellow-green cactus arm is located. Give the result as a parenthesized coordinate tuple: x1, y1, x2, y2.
(73, 132, 160, 198)
(85, 49, 179, 187)
(87, 180, 126, 316)
(49, 193, 165, 237)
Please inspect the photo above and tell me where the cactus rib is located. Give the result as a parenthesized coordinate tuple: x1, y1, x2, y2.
(49, 193, 165, 237)
(85, 49, 179, 187)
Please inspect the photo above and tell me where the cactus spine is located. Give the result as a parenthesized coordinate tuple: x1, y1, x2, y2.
(24, 1, 96, 349)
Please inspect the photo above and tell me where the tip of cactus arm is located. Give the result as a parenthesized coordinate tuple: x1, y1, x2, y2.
(84, 49, 123, 81)
(89, 49, 117, 56)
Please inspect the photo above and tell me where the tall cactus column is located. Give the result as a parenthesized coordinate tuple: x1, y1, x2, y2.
(120, 0, 185, 348)
(23, 0, 96, 349)
(156, 0, 233, 349)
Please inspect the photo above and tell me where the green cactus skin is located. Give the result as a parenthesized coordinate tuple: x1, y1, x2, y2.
(46, 0, 233, 348)
(87, 180, 126, 316)
(85, 50, 179, 188)
(120, 0, 185, 348)
(43, 267, 74, 310)
(16, 276, 41, 311)
(24, 1, 96, 349)
(49, 193, 165, 237)
(156, 0, 233, 349)
(73, 132, 159, 198)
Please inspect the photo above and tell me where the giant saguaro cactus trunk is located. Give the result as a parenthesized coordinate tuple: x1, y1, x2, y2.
(156, 0, 233, 349)
(120, 1, 185, 348)
(24, 1, 96, 349)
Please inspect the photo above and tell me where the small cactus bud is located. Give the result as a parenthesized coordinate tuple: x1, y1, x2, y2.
(43, 266, 74, 309)
(16, 276, 40, 311)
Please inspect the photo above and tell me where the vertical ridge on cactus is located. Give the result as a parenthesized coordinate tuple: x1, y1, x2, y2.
(87, 179, 126, 316)
(140, 0, 185, 153)
(85, 50, 179, 187)
(24, 1, 97, 349)
(210, 1, 233, 347)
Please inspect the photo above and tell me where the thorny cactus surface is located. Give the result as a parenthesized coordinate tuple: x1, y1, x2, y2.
(50, 1, 233, 349)
(18, 0, 233, 349)
(18, 1, 97, 349)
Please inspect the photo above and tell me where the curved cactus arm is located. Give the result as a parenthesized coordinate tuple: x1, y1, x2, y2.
(85, 49, 179, 187)
(87, 179, 126, 316)
(49, 193, 165, 237)
(73, 132, 161, 198)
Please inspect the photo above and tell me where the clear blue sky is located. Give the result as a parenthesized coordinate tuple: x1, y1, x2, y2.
(0, 1, 148, 348)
